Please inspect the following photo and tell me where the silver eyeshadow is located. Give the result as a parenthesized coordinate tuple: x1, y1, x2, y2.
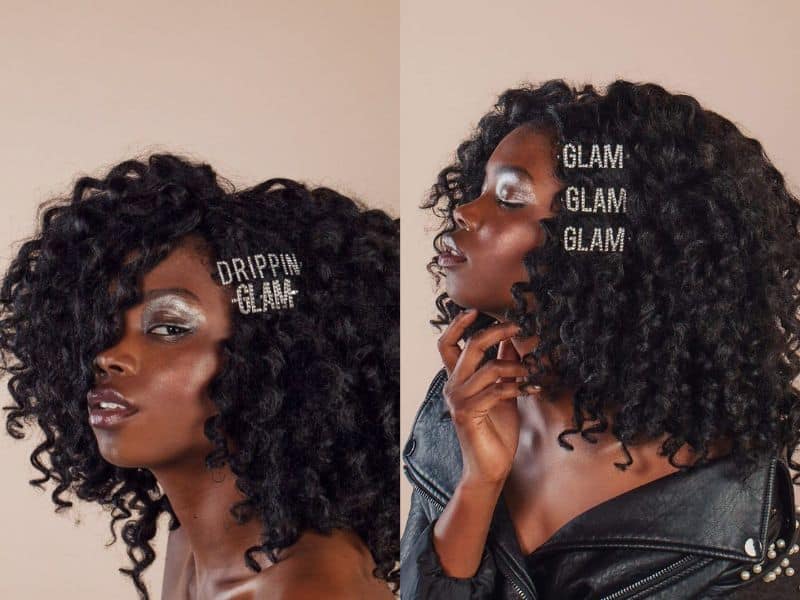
(480, 168, 537, 205)
(140, 294, 207, 333)
(494, 170, 536, 205)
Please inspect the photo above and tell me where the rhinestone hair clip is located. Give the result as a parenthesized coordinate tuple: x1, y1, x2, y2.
(559, 141, 628, 254)
(216, 251, 302, 315)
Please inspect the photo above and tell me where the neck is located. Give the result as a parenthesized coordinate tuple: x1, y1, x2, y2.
(152, 457, 270, 578)
(490, 311, 584, 441)
(507, 329, 627, 464)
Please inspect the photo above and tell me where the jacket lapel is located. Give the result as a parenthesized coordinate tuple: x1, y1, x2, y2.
(526, 452, 779, 563)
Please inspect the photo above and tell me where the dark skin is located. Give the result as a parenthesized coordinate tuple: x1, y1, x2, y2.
(433, 125, 730, 574)
(92, 235, 392, 599)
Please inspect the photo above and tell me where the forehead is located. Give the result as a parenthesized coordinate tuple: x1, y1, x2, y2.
(487, 125, 556, 179)
(110, 237, 226, 304)
(140, 241, 217, 298)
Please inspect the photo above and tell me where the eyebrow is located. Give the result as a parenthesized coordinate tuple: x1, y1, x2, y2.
(142, 288, 202, 303)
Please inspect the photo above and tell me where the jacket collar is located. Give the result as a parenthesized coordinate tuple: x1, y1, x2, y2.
(403, 368, 783, 565)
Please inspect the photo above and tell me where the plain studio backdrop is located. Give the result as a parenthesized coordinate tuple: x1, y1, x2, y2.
(400, 0, 800, 532)
(2, 0, 800, 597)
(0, 1, 397, 597)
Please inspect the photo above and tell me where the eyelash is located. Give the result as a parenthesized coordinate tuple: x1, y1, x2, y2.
(148, 324, 191, 338)
(496, 198, 525, 209)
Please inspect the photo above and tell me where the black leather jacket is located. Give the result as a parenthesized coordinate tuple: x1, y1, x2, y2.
(401, 368, 800, 599)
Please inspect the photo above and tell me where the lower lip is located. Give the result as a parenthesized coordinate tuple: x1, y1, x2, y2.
(437, 252, 467, 267)
(89, 407, 139, 429)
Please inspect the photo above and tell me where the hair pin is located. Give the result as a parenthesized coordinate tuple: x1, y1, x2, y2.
(560, 141, 628, 254)
(216, 252, 302, 314)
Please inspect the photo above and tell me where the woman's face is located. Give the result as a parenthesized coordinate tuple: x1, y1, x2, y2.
(440, 125, 562, 319)
(89, 237, 232, 470)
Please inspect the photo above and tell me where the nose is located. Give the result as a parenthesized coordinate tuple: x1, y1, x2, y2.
(452, 197, 481, 232)
(93, 345, 137, 382)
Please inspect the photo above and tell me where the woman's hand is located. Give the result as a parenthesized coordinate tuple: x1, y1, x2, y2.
(437, 309, 530, 488)
(429, 309, 530, 579)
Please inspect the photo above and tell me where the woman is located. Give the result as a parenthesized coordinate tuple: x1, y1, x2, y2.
(401, 80, 800, 598)
(0, 154, 399, 599)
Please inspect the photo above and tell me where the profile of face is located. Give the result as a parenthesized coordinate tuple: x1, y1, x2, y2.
(443, 125, 562, 319)
(90, 236, 232, 470)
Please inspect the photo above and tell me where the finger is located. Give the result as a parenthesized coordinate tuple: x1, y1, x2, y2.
(495, 339, 525, 383)
(452, 381, 522, 421)
(458, 359, 529, 398)
(436, 308, 479, 376)
(497, 339, 522, 363)
(451, 321, 521, 385)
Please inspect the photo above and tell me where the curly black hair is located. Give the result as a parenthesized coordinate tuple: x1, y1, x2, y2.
(423, 79, 800, 482)
(0, 153, 399, 598)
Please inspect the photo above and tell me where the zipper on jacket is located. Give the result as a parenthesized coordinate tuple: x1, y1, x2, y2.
(404, 465, 446, 511)
(597, 555, 698, 600)
(509, 578, 528, 598)
(492, 547, 533, 599)
(758, 458, 778, 550)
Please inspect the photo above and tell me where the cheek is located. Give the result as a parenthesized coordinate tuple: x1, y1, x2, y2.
(147, 348, 221, 420)
(92, 345, 226, 468)
(489, 221, 540, 271)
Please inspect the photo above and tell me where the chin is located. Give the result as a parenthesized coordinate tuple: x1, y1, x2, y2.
(446, 280, 507, 314)
(445, 289, 497, 317)
(98, 451, 143, 469)
(93, 439, 147, 469)
(444, 282, 472, 310)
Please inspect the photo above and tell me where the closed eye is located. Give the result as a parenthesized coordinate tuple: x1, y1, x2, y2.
(494, 168, 536, 207)
(495, 187, 529, 208)
(496, 197, 526, 208)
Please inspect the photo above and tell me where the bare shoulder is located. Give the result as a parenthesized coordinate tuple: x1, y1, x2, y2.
(254, 529, 395, 600)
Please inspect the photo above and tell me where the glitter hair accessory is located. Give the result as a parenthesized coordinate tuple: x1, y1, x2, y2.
(559, 141, 628, 253)
(215, 252, 302, 314)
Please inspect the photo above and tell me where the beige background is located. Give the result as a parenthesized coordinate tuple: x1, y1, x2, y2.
(400, 0, 800, 531)
(4, 0, 800, 595)
(0, 1, 398, 597)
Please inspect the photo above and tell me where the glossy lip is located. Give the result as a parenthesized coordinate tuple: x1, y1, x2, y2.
(441, 233, 465, 258)
(87, 387, 139, 429)
(438, 233, 467, 268)
(437, 252, 467, 268)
